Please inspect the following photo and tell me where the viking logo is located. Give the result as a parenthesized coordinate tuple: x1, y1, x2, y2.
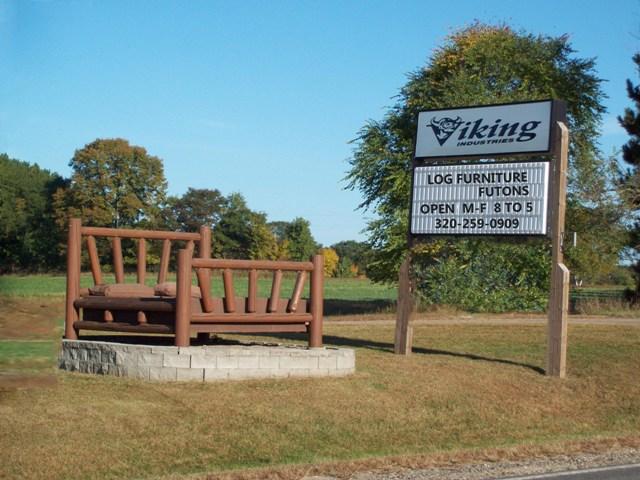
(427, 116, 463, 146)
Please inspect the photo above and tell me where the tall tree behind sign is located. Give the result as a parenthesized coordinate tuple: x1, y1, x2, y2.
(346, 24, 620, 309)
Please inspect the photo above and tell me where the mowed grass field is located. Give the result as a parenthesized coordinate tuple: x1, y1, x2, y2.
(0, 272, 397, 300)
(0, 275, 639, 479)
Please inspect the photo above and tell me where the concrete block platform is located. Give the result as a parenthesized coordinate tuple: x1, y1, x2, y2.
(58, 339, 355, 381)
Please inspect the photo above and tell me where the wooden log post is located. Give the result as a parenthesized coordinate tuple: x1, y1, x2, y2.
(65, 218, 82, 340)
(309, 254, 324, 348)
(136, 238, 148, 324)
(268, 270, 282, 313)
(547, 121, 570, 378)
(175, 248, 192, 347)
(197, 226, 212, 342)
(86, 235, 103, 285)
(112, 237, 124, 283)
(394, 255, 414, 355)
(247, 269, 258, 314)
(157, 239, 171, 284)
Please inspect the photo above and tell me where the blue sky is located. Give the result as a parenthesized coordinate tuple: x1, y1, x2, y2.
(1, 0, 638, 245)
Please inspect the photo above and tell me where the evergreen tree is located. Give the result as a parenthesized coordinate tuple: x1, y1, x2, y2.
(618, 53, 640, 296)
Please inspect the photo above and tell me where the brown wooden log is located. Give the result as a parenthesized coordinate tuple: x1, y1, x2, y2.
(247, 269, 257, 313)
(175, 249, 192, 346)
(191, 324, 307, 334)
(137, 238, 146, 284)
(197, 225, 212, 316)
(158, 239, 171, 284)
(309, 254, 324, 348)
(74, 320, 173, 334)
(186, 240, 194, 252)
(192, 258, 314, 271)
(65, 218, 82, 340)
(268, 270, 282, 313)
(191, 313, 312, 323)
(86, 235, 103, 285)
(75, 296, 176, 312)
(137, 311, 147, 324)
(81, 226, 200, 241)
(287, 271, 307, 313)
(222, 269, 235, 313)
(196, 268, 215, 313)
(112, 237, 124, 283)
(104, 310, 113, 322)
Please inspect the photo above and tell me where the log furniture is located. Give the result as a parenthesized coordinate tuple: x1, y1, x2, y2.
(64, 218, 324, 347)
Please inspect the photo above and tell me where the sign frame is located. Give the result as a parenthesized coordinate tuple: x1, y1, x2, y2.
(413, 99, 566, 162)
(408, 99, 566, 241)
(409, 160, 551, 238)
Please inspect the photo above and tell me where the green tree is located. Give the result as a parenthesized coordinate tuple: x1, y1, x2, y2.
(53, 138, 168, 229)
(346, 24, 611, 310)
(331, 240, 372, 276)
(214, 193, 278, 260)
(0, 154, 66, 272)
(564, 198, 626, 285)
(169, 187, 226, 232)
(618, 53, 640, 297)
(268, 221, 290, 243)
(284, 217, 317, 261)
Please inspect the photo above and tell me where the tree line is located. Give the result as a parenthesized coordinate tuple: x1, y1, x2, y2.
(0, 143, 372, 276)
(4, 23, 640, 314)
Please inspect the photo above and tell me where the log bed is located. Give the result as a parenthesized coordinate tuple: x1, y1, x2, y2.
(64, 218, 324, 347)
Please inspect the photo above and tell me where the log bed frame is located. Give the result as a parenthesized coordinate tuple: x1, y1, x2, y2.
(64, 218, 324, 347)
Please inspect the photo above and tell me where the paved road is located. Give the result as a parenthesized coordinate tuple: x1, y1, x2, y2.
(501, 463, 640, 480)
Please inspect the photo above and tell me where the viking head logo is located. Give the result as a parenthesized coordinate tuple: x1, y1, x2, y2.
(427, 116, 463, 146)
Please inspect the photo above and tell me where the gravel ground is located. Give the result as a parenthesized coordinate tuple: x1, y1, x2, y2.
(305, 447, 640, 480)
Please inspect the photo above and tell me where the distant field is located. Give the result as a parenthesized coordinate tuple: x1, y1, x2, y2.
(0, 273, 398, 318)
(0, 273, 396, 299)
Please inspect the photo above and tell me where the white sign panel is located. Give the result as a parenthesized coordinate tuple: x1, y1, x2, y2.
(415, 101, 553, 159)
(411, 162, 549, 235)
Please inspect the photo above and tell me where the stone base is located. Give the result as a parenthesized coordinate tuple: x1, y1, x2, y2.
(58, 339, 355, 381)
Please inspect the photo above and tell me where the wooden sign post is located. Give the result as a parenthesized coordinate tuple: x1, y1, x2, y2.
(396, 100, 570, 378)
(546, 122, 570, 377)
(394, 255, 414, 355)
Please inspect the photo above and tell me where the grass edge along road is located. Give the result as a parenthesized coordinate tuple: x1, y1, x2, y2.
(1, 321, 639, 480)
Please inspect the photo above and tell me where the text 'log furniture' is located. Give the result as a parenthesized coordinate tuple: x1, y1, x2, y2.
(64, 218, 324, 347)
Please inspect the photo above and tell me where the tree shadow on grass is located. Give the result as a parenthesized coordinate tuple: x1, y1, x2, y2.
(323, 299, 395, 316)
(250, 332, 545, 375)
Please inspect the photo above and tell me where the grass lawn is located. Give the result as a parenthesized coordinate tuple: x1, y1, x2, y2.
(1, 277, 638, 479)
(1, 308, 639, 479)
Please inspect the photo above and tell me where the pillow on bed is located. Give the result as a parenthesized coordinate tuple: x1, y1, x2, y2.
(88, 283, 155, 297)
(154, 282, 202, 298)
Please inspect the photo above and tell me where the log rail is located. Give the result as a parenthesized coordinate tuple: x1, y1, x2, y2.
(176, 253, 324, 348)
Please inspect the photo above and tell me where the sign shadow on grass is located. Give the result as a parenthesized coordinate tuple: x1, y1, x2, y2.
(251, 332, 545, 375)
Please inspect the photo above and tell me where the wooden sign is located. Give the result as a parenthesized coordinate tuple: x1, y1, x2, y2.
(396, 99, 570, 379)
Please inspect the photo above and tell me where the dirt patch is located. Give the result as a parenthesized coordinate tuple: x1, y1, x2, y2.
(0, 373, 57, 392)
(0, 296, 63, 339)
